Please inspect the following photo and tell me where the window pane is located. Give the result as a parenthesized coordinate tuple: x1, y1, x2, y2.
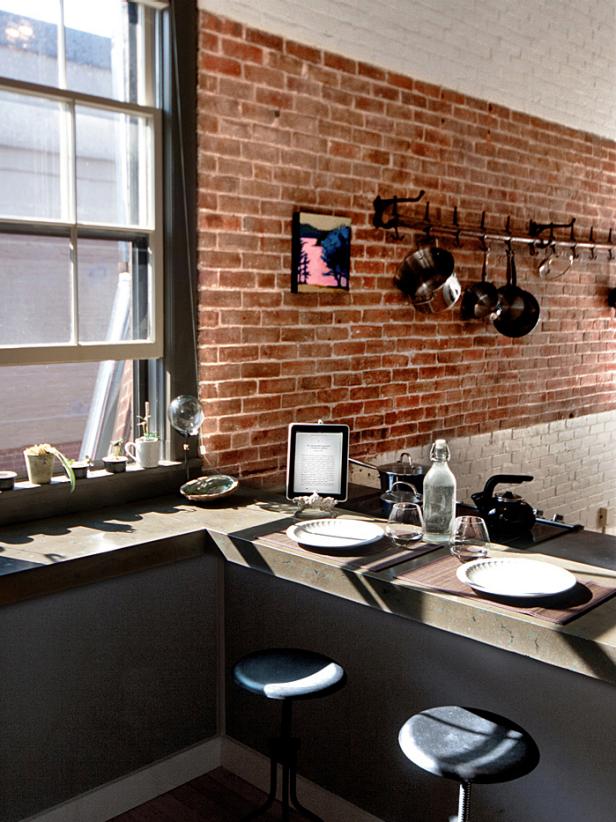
(0, 233, 71, 345)
(0, 1, 61, 87)
(76, 105, 151, 226)
(78, 237, 150, 342)
(64, 0, 142, 103)
(0, 360, 135, 473)
(0, 90, 68, 220)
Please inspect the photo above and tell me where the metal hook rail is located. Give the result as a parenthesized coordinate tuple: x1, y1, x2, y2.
(373, 193, 616, 259)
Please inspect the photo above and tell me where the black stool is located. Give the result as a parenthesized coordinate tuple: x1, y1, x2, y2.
(398, 706, 540, 822)
(233, 648, 346, 821)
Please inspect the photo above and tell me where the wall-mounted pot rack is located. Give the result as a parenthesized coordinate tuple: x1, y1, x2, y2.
(373, 192, 616, 260)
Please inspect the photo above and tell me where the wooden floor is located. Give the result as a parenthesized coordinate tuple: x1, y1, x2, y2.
(109, 767, 308, 821)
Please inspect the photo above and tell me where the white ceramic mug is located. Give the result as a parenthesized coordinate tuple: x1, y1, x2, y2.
(125, 437, 160, 469)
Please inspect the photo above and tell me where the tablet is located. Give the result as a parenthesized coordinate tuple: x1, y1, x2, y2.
(286, 423, 349, 501)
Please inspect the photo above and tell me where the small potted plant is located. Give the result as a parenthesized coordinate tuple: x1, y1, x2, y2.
(139, 402, 158, 441)
(103, 438, 128, 473)
(71, 456, 92, 480)
(0, 470, 17, 490)
(125, 402, 160, 468)
(23, 444, 76, 492)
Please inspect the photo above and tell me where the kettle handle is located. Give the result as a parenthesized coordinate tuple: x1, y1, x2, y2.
(481, 474, 534, 500)
(389, 480, 419, 495)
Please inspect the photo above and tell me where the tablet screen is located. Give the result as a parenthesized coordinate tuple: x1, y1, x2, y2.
(286, 423, 349, 500)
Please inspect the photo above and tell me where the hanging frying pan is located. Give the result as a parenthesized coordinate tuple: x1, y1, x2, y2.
(460, 248, 500, 320)
(492, 248, 540, 338)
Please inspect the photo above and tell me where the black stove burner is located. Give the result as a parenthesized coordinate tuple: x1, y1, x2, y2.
(344, 488, 582, 550)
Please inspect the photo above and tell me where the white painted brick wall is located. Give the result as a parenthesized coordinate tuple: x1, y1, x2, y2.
(361, 409, 616, 536)
(199, 0, 616, 140)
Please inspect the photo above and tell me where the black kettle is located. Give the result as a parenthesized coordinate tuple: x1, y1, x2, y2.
(471, 474, 536, 532)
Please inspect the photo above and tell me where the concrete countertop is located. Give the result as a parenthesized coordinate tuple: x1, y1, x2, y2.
(1, 483, 615, 685)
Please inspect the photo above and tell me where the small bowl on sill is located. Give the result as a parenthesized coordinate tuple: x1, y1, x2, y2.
(0, 470, 17, 490)
(72, 461, 91, 480)
(103, 456, 128, 474)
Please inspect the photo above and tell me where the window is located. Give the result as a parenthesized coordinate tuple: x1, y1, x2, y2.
(0, 0, 167, 469)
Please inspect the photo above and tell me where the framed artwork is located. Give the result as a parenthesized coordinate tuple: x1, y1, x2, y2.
(291, 211, 352, 292)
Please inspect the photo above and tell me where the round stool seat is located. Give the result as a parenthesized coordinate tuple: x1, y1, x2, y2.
(399, 706, 539, 785)
(233, 648, 345, 700)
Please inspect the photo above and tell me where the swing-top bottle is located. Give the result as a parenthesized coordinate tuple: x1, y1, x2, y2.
(422, 439, 456, 543)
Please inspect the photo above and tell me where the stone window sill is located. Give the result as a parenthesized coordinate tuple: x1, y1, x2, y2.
(0, 460, 201, 528)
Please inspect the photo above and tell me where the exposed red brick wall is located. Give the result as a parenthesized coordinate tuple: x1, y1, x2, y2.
(196, 10, 616, 486)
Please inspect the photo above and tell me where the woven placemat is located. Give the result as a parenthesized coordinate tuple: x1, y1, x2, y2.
(255, 527, 440, 572)
(393, 554, 616, 625)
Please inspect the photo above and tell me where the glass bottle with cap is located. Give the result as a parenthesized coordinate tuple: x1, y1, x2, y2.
(422, 439, 456, 543)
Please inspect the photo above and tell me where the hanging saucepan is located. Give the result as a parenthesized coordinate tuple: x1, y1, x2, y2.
(350, 452, 428, 494)
(492, 247, 540, 338)
(395, 243, 461, 314)
(460, 248, 501, 321)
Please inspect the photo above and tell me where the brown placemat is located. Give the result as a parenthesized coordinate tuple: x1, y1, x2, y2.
(393, 554, 616, 624)
(255, 527, 440, 571)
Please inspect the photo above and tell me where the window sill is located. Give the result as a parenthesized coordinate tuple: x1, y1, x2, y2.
(0, 460, 201, 528)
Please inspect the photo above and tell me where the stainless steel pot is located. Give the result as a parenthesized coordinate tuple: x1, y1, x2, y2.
(395, 245, 461, 313)
(350, 452, 428, 494)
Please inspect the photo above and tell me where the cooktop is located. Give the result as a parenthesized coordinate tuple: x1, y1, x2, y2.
(343, 488, 583, 550)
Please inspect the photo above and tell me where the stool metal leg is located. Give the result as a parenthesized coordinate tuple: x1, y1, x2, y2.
(281, 700, 324, 822)
(290, 766, 323, 822)
(240, 748, 278, 820)
(457, 781, 471, 822)
(241, 699, 324, 822)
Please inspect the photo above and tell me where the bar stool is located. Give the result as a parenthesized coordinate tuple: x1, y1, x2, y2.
(398, 705, 540, 822)
(232, 648, 346, 821)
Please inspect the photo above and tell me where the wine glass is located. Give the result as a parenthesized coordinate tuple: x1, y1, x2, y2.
(386, 502, 424, 546)
(450, 516, 491, 562)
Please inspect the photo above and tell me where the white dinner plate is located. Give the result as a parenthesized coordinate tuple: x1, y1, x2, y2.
(286, 518, 384, 550)
(456, 557, 577, 598)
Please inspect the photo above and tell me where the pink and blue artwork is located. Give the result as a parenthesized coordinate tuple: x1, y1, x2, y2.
(291, 212, 352, 292)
